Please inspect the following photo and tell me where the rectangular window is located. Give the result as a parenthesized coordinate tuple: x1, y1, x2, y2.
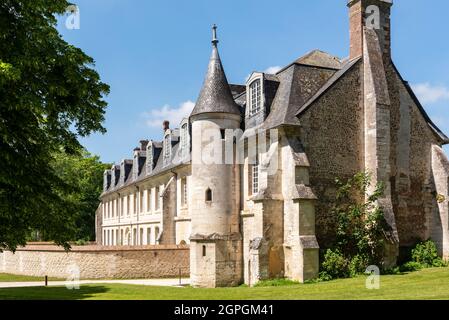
(127, 195, 130, 216)
(155, 186, 160, 211)
(133, 193, 137, 214)
(140, 191, 144, 213)
(181, 177, 188, 207)
(252, 161, 259, 195)
(147, 189, 151, 213)
(147, 228, 151, 245)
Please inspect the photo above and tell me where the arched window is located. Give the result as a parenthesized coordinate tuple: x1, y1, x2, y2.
(249, 79, 262, 116)
(120, 229, 124, 245)
(205, 188, 212, 202)
(139, 228, 144, 245)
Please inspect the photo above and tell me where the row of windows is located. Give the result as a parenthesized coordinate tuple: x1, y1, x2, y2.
(103, 187, 163, 220)
(103, 177, 189, 220)
(103, 226, 160, 246)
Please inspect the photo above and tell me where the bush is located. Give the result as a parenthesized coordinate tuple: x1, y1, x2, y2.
(349, 254, 369, 277)
(321, 249, 350, 279)
(400, 261, 423, 272)
(411, 240, 446, 268)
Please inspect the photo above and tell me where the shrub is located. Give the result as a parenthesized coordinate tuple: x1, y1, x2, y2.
(320, 172, 390, 281)
(400, 261, 423, 272)
(411, 240, 446, 268)
(321, 249, 350, 279)
(349, 254, 369, 277)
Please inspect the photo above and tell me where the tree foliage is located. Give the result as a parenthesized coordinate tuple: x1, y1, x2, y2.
(48, 150, 110, 242)
(0, 0, 109, 251)
(320, 172, 390, 279)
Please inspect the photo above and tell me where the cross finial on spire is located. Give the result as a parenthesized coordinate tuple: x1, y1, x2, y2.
(212, 24, 219, 46)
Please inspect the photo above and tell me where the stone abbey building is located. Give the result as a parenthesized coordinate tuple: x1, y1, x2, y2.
(97, 0, 449, 287)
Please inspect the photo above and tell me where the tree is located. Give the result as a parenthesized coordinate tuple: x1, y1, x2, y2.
(46, 149, 110, 242)
(320, 172, 390, 279)
(0, 1, 110, 251)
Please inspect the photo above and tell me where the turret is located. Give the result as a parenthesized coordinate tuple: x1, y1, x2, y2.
(189, 25, 243, 288)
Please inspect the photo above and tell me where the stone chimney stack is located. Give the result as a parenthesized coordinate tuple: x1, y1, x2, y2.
(163, 120, 170, 132)
(348, 0, 392, 61)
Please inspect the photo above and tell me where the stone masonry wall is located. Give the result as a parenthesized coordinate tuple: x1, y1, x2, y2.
(0, 243, 189, 279)
(299, 62, 364, 247)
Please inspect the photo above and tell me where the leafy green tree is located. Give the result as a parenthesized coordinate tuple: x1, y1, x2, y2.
(49, 150, 110, 242)
(0, 1, 109, 251)
(320, 172, 390, 279)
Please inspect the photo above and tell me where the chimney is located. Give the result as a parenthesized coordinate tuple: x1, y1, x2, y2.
(140, 140, 149, 151)
(163, 120, 170, 132)
(348, 0, 392, 60)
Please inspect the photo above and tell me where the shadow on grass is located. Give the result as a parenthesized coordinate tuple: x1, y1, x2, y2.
(0, 285, 110, 300)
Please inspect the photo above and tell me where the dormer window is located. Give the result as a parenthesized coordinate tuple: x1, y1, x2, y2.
(181, 122, 189, 160)
(133, 154, 138, 180)
(249, 79, 262, 116)
(163, 134, 171, 167)
(147, 143, 153, 174)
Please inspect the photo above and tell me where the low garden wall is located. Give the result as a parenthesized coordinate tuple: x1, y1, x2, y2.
(0, 242, 190, 280)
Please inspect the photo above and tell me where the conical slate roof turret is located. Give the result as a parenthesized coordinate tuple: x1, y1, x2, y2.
(190, 25, 240, 117)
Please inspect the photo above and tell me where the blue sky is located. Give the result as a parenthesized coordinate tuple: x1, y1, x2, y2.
(57, 0, 449, 163)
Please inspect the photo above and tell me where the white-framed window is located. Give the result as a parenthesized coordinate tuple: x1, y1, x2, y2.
(133, 192, 137, 214)
(126, 195, 130, 216)
(147, 228, 151, 245)
(249, 79, 262, 116)
(155, 227, 160, 243)
(155, 186, 161, 211)
(146, 188, 151, 213)
(140, 191, 144, 213)
(252, 159, 259, 195)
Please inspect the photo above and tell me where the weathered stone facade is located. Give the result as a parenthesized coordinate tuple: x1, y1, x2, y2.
(94, 0, 449, 288)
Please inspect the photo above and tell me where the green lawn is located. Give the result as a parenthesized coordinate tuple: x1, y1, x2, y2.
(1, 267, 449, 300)
(0, 273, 62, 282)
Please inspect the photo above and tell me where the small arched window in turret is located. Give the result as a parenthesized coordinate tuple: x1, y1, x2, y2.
(205, 188, 212, 202)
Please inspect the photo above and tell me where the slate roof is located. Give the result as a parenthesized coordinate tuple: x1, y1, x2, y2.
(262, 54, 345, 130)
(296, 56, 362, 117)
(190, 44, 240, 117)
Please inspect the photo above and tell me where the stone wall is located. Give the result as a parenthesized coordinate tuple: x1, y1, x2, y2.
(299, 61, 363, 248)
(0, 243, 189, 280)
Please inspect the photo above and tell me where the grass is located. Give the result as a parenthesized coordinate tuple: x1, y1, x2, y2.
(0, 273, 62, 282)
(1, 267, 449, 300)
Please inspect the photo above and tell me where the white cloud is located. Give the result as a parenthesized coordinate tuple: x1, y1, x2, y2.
(264, 66, 282, 74)
(143, 100, 195, 128)
(244, 66, 282, 82)
(412, 83, 449, 104)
